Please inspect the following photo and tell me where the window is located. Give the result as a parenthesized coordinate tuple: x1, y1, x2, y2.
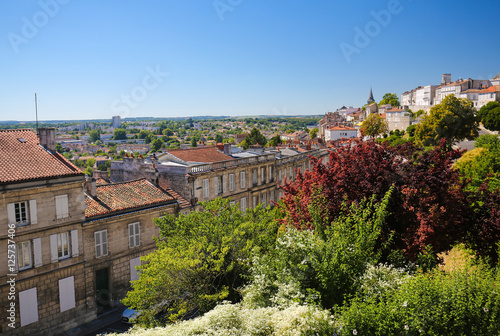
(214, 176, 222, 195)
(261, 167, 266, 183)
(270, 190, 275, 203)
(17, 241, 32, 270)
(253, 196, 257, 209)
(222, 175, 227, 193)
(129, 222, 140, 248)
(19, 288, 38, 327)
(58, 276, 76, 312)
(289, 166, 293, 179)
(229, 201, 236, 206)
(95, 230, 108, 258)
(7, 200, 37, 226)
(268, 166, 273, 182)
(240, 197, 247, 213)
(55, 194, 69, 219)
(203, 179, 209, 198)
(261, 193, 266, 205)
(252, 169, 258, 186)
(278, 169, 282, 182)
(57, 232, 70, 259)
(229, 174, 235, 191)
(240, 171, 246, 189)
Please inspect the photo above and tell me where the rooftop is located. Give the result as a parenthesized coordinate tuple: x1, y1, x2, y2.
(0, 129, 83, 184)
(165, 147, 233, 163)
(84, 178, 175, 218)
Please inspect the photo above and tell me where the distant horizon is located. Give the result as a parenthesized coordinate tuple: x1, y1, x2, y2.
(2, 1, 499, 121)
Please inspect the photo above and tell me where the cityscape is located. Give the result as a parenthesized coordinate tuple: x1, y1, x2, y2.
(1, 1, 500, 335)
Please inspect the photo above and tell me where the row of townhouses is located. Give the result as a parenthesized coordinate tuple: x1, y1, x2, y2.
(0, 128, 328, 335)
(401, 72, 500, 112)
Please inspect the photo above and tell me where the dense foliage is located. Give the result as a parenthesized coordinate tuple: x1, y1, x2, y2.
(478, 101, 500, 132)
(415, 95, 478, 148)
(122, 199, 280, 325)
(360, 113, 388, 138)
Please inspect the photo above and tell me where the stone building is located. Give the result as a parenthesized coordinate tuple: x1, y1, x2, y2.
(0, 128, 94, 335)
(0, 128, 183, 335)
(110, 146, 328, 212)
(82, 178, 179, 314)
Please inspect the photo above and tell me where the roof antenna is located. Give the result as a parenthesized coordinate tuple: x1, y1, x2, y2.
(35, 92, 39, 136)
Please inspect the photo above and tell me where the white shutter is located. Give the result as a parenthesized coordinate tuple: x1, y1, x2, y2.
(58, 276, 76, 312)
(7, 203, 16, 224)
(135, 223, 140, 247)
(50, 234, 58, 262)
(33, 238, 42, 267)
(222, 175, 227, 193)
(55, 195, 69, 219)
(102, 231, 108, 256)
(19, 288, 38, 326)
(71, 230, 79, 257)
(29, 199, 37, 224)
(229, 174, 235, 191)
(240, 172, 246, 189)
(214, 177, 218, 195)
(130, 257, 141, 281)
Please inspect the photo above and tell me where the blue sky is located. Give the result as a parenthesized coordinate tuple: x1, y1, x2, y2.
(1, 0, 499, 121)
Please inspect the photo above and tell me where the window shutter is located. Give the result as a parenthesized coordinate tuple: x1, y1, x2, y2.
(33, 238, 42, 267)
(135, 223, 140, 247)
(130, 257, 141, 281)
(29, 199, 37, 224)
(50, 234, 58, 263)
(129, 224, 134, 248)
(222, 175, 227, 193)
(55, 195, 69, 219)
(214, 177, 218, 195)
(71, 230, 79, 257)
(58, 276, 76, 312)
(102, 231, 108, 256)
(19, 288, 38, 327)
(95, 231, 101, 258)
(7, 203, 16, 224)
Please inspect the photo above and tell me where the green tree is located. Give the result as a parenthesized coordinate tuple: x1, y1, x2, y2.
(310, 128, 319, 139)
(215, 134, 223, 143)
(191, 137, 197, 147)
(113, 128, 127, 140)
(267, 134, 282, 147)
(139, 130, 151, 139)
(55, 142, 64, 153)
(122, 199, 280, 325)
(89, 129, 101, 143)
(245, 128, 267, 147)
(150, 138, 164, 152)
(477, 101, 500, 132)
(379, 93, 400, 107)
(162, 128, 174, 137)
(360, 113, 389, 138)
(415, 95, 478, 149)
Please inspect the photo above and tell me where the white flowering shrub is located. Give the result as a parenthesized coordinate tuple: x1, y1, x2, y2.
(119, 302, 336, 336)
(357, 263, 410, 300)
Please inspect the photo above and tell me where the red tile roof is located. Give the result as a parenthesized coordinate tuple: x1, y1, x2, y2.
(85, 178, 174, 218)
(164, 187, 191, 209)
(0, 129, 83, 184)
(479, 85, 500, 93)
(166, 147, 232, 163)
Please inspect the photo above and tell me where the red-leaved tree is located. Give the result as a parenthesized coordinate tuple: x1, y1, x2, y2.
(279, 139, 471, 260)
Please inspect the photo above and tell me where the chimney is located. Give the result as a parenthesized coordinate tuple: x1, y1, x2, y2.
(223, 143, 231, 156)
(38, 127, 56, 151)
(85, 175, 97, 197)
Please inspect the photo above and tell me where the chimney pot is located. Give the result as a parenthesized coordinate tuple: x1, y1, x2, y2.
(38, 127, 56, 151)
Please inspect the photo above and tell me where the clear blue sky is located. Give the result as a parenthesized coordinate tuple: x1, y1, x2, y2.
(1, 0, 499, 121)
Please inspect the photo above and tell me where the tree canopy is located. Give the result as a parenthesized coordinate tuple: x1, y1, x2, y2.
(477, 101, 500, 132)
(360, 113, 388, 138)
(245, 128, 267, 147)
(113, 128, 127, 140)
(379, 92, 400, 107)
(415, 95, 478, 148)
(122, 199, 280, 325)
(89, 129, 101, 143)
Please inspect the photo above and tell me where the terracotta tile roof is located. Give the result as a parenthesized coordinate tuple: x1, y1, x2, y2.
(164, 187, 191, 210)
(84, 178, 174, 218)
(328, 126, 357, 131)
(0, 129, 83, 184)
(479, 85, 500, 93)
(386, 108, 406, 112)
(166, 147, 232, 163)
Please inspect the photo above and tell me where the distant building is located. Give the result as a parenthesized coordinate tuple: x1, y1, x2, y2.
(112, 116, 121, 129)
(324, 125, 358, 142)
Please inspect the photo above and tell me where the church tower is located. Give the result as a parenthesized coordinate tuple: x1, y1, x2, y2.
(367, 87, 375, 104)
